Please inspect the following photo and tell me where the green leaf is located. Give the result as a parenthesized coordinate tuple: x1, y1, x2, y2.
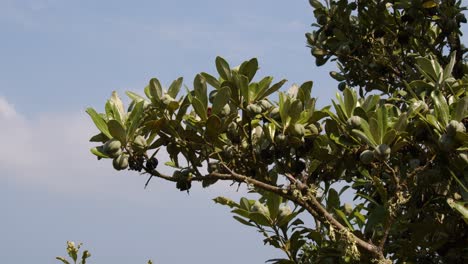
(201, 72, 220, 89)
(369, 117, 381, 144)
(327, 188, 340, 210)
(248, 212, 272, 226)
(431, 90, 450, 127)
(89, 133, 109, 143)
(215, 56, 231, 81)
(351, 129, 377, 147)
(110, 91, 126, 123)
(213, 196, 239, 208)
(447, 198, 468, 224)
(149, 78, 163, 100)
(416, 56, 440, 82)
(232, 215, 255, 227)
(126, 101, 145, 139)
(167, 77, 183, 98)
(194, 74, 208, 108)
(191, 97, 207, 121)
(55, 257, 71, 264)
(260, 79, 287, 99)
(81, 250, 91, 264)
(288, 100, 303, 124)
(206, 115, 222, 138)
(452, 97, 468, 122)
(253, 76, 274, 100)
(343, 88, 356, 118)
(237, 74, 250, 104)
(107, 119, 127, 144)
(265, 193, 282, 220)
(443, 52, 456, 80)
(240, 197, 251, 211)
(86, 108, 112, 139)
(230, 209, 250, 220)
(90, 146, 110, 159)
(334, 208, 354, 231)
(126, 91, 146, 102)
(212, 87, 231, 115)
(238, 58, 258, 82)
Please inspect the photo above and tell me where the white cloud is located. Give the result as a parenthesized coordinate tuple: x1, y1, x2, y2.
(0, 96, 253, 203)
(0, 96, 18, 119)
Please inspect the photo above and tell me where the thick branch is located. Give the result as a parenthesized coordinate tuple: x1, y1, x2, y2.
(143, 165, 385, 260)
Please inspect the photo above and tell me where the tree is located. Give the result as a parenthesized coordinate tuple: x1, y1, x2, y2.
(86, 0, 467, 263)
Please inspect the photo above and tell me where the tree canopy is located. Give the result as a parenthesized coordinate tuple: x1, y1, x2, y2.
(85, 0, 467, 263)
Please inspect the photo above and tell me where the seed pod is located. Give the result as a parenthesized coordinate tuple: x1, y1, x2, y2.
(113, 154, 129, 170)
(374, 144, 391, 161)
(220, 104, 231, 116)
(346, 116, 362, 129)
(258, 99, 272, 112)
(246, 104, 262, 115)
(446, 120, 465, 137)
(344, 203, 353, 215)
(251, 201, 269, 216)
(132, 135, 147, 152)
(269, 107, 281, 121)
(103, 139, 122, 158)
(275, 133, 287, 146)
(289, 123, 306, 138)
(360, 150, 375, 164)
(277, 205, 292, 224)
(161, 94, 175, 105)
(307, 123, 319, 136)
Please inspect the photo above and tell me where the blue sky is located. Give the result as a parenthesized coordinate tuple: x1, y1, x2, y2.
(1, 1, 467, 263)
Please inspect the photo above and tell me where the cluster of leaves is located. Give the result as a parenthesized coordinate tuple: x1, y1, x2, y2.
(56, 241, 153, 264)
(307, 0, 467, 96)
(87, 53, 467, 263)
(85, 0, 468, 263)
(56, 241, 91, 264)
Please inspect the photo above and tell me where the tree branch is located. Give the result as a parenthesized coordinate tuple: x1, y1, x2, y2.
(142, 164, 386, 260)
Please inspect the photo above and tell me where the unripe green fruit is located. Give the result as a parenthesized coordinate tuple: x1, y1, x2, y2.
(410, 100, 429, 114)
(275, 133, 287, 146)
(346, 116, 362, 129)
(246, 104, 262, 115)
(223, 145, 235, 159)
(278, 205, 292, 221)
(113, 154, 129, 170)
(439, 134, 456, 152)
(307, 124, 319, 136)
(220, 104, 231, 116)
(360, 150, 375, 164)
(344, 203, 353, 215)
(103, 139, 122, 158)
(458, 152, 468, 166)
(446, 120, 465, 137)
(289, 123, 306, 138)
(161, 94, 175, 105)
(132, 135, 147, 152)
(258, 99, 272, 112)
(374, 144, 391, 161)
(269, 107, 281, 121)
(251, 201, 269, 216)
(209, 90, 217, 104)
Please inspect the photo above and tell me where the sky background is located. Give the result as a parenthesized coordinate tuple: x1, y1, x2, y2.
(1, 1, 467, 264)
